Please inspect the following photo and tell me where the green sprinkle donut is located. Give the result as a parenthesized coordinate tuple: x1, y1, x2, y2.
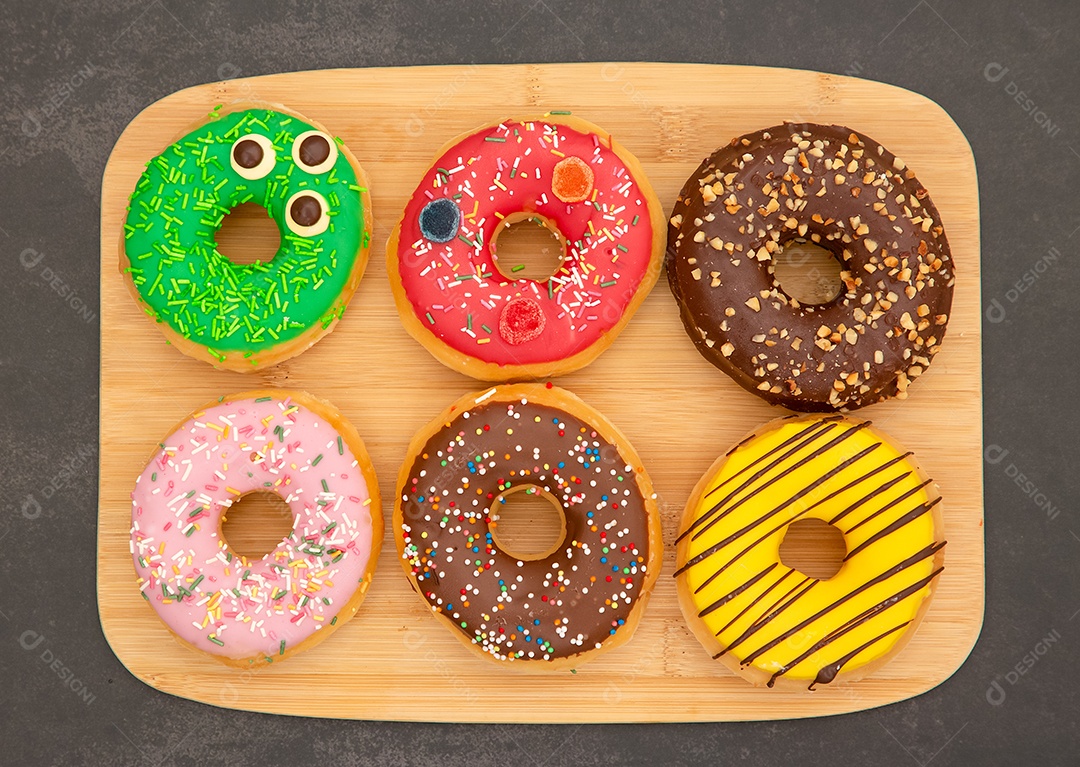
(121, 104, 372, 371)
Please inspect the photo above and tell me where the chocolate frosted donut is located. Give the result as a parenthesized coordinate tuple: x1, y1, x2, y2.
(393, 384, 662, 668)
(667, 124, 955, 411)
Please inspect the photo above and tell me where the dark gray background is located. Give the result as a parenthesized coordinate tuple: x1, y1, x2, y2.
(1, 1, 1077, 764)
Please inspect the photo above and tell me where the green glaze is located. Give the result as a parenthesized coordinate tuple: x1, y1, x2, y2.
(123, 108, 369, 361)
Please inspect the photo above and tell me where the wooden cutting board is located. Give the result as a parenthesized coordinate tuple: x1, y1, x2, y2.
(97, 63, 983, 722)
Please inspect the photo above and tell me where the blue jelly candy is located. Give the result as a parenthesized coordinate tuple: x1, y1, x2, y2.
(419, 198, 461, 243)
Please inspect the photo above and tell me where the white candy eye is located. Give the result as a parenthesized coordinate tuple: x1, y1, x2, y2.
(230, 133, 276, 180)
(291, 130, 338, 174)
(284, 190, 329, 237)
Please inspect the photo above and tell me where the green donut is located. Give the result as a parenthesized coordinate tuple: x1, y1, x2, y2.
(121, 105, 370, 370)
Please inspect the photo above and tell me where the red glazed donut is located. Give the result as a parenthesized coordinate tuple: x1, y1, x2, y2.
(388, 114, 666, 381)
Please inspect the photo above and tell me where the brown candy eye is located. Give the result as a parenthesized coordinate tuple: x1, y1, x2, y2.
(291, 130, 338, 174)
(229, 134, 275, 180)
(233, 139, 263, 168)
(299, 135, 330, 166)
(290, 195, 322, 227)
(285, 190, 329, 236)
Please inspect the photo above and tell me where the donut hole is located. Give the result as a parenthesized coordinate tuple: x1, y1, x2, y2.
(778, 518, 847, 580)
(490, 214, 567, 282)
(220, 490, 293, 559)
(488, 484, 566, 561)
(771, 240, 843, 305)
(214, 202, 282, 266)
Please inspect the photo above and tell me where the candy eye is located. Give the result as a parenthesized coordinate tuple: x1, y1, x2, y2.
(291, 130, 338, 174)
(284, 190, 329, 237)
(230, 134, 276, 180)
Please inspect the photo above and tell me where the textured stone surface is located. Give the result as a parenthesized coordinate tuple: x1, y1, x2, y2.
(1, 1, 1077, 764)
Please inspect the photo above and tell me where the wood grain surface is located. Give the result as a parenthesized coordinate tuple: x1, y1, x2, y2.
(97, 62, 983, 722)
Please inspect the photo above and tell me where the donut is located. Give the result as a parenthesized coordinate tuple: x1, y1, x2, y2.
(387, 114, 666, 380)
(121, 103, 372, 372)
(129, 389, 381, 666)
(674, 414, 945, 689)
(667, 123, 955, 411)
(393, 383, 663, 667)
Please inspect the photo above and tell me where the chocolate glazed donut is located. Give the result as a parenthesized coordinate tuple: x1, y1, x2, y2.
(667, 124, 955, 412)
(394, 384, 662, 668)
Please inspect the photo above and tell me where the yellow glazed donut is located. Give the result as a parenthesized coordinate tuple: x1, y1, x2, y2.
(675, 414, 945, 689)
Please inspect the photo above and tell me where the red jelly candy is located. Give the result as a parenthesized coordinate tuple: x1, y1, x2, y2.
(499, 297, 546, 345)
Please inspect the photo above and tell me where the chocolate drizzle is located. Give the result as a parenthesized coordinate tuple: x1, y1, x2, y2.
(679, 416, 945, 686)
(677, 417, 845, 545)
(698, 563, 778, 618)
(734, 543, 945, 663)
(690, 449, 917, 596)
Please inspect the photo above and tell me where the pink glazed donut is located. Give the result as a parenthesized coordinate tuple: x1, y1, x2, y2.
(387, 114, 666, 381)
(129, 390, 381, 666)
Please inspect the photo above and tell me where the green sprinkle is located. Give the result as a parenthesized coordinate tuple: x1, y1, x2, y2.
(255, 396, 272, 402)
(312, 453, 323, 466)
(511, 264, 526, 272)
(337, 436, 344, 455)
(484, 136, 507, 142)
(481, 324, 492, 334)
(631, 215, 639, 225)
(600, 280, 617, 287)
(549, 110, 572, 115)
(426, 312, 435, 325)
(330, 616, 337, 626)
(208, 635, 225, 646)
(321, 479, 329, 492)
(280, 640, 286, 656)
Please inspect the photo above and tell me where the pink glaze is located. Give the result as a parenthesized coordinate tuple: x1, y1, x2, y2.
(129, 395, 376, 661)
(396, 118, 656, 366)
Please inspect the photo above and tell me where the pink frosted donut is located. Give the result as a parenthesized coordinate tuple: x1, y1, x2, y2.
(387, 114, 666, 380)
(129, 390, 381, 666)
